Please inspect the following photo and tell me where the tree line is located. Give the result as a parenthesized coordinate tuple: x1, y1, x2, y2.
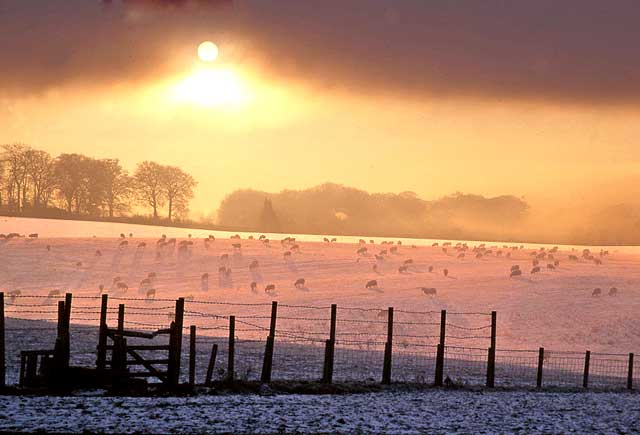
(0, 144, 197, 222)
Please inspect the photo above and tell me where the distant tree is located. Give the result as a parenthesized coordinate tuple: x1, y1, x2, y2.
(160, 165, 197, 222)
(134, 161, 165, 219)
(259, 198, 280, 232)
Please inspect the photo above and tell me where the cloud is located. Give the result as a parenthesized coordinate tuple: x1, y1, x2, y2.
(2, 0, 640, 105)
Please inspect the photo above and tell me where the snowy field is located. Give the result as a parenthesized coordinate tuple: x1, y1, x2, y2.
(1, 216, 639, 387)
(0, 390, 638, 434)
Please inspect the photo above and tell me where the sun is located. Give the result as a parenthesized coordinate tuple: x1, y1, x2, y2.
(197, 41, 219, 62)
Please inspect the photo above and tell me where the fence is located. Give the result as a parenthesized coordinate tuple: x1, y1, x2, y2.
(0, 292, 637, 390)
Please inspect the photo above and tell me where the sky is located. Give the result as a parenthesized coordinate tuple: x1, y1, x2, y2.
(1, 0, 639, 218)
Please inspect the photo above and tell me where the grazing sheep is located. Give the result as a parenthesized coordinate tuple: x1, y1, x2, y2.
(146, 289, 156, 299)
(116, 282, 128, 291)
(432, 242, 439, 247)
(375, 254, 384, 261)
(475, 253, 483, 259)
(398, 265, 408, 274)
(232, 243, 241, 249)
(120, 233, 125, 239)
(592, 288, 602, 296)
(370, 239, 375, 244)
(609, 287, 618, 296)
(331, 238, 337, 243)
(283, 251, 292, 258)
(389, 246, 398, 254)
(137, 242, 147, 248)
(594, 258, 602, 265)
(442, 248, 448, 254)
(113, 276, 122, 284)
(201, 273, 209, 280)
(140, 278, 152, 286)
(265, 284, 276, 294)
(554, 260, 560, 267)
(530, 266, 541, 274)
(294, 278, 306, 289)
(428, 266, 434, 273)
(510, 269, 522, 277)
(357, 247, 368, 256)
(421, 287, 437, 296)
(249, 260, 259, 270)
(250, 282, 258, 293)
(569, 255, 579, 261)
(443, 268, 449, 277)
(119, 240, 128, 247)
(404, 259, 414, 265)
(365, 280, 378, 289)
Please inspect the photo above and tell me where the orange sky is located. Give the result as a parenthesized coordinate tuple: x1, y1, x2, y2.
(1, 0, 639, 218)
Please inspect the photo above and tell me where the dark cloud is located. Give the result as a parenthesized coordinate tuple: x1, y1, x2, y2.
(1, 0, 640, 105)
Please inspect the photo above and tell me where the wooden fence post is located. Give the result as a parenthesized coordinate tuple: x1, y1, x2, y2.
(62, 293, 72, 367)
(117, 304, 125, 333)
(536, 347, 544, 388)
(189, 325, 196, 387)
(227, 315, 235, 381)
(628, 353, 634, 390)
(382, 307, 394, 384)
(583, 350, 591, 388)
(486, 311, 497, 387)
(261, 301, 278, 383)
(96, 294, 108, 370)
(434, 309, 447, 386)
(323, 304, 337, 383)
(205, 344, 218, 386)
(53, 300, 66, 370)
(0, 292, 4, 388)
(168, 297, 185, 387)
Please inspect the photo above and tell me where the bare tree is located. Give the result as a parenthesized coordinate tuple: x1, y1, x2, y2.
(101, 159, 132, 218)
(134, 161, 165, 219)
(24, 149, 55, 208)
(160, 165, 197, 222)
(1, 144, 30, 212)
(54, 153, 87, 213)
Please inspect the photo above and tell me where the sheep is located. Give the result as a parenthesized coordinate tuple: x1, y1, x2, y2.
(530, 266, 541, 274)
(113, 276, 122, 284)
(137, 242, 147, 248)
(608, 287, 618, 296)
(359, 239, 366, 245)
(592, 288, 602, 296)
(375, 254, 384, 261)
(594, 258, 602, 265)
(250, 282, 258, 293)
(428, 266, 434, 273)
(119, 240, 128, 247)
(46, 245, 51, 251)
(201, 273, 209, 280)
(331, 238, 337, 243)
(404, 259, 414, 265)
(510, 269, 522, 277)
(356, 247, 368, 256)
(568, 255, 579, 261)
(249, 260, 259, 270)
(265, 284, 276, 294)
(98, 284, 105, 294)
(140, 278, 152, 286)
(76, 261, 83, 267)
(120, 233, 125, 239)
(209, 235, 216, 240)
(323, 237, 330, 243)
(116, 282, 128, 291)
(146, 288, 156, 299)
(28, 233, 38, 238)
(232, 243, 242, 249)
(511, 265, 521, 272)
(443, 268, 449, 277)
(421, 287, 437, 296)
(547, 264, 555, 270)
(294, 278, 306, 289)
(398, 265, 408, 274)
(365, 280, 378, 289)
(283, 251, 292, 258)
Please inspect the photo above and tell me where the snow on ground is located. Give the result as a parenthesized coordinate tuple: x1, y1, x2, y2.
(0, 390, 638, 434)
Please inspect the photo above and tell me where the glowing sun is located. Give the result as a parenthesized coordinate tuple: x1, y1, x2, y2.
(171, 67, 251, 108)
(197, 41, 219, 62)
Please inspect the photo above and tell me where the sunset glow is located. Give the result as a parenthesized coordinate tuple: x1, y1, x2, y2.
(169, 66, 252, 108)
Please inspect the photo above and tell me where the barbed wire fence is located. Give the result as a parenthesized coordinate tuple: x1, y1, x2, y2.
(0, 292, 637, 390)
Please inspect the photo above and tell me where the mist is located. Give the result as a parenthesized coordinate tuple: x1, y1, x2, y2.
(217, 183, 640, 245)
